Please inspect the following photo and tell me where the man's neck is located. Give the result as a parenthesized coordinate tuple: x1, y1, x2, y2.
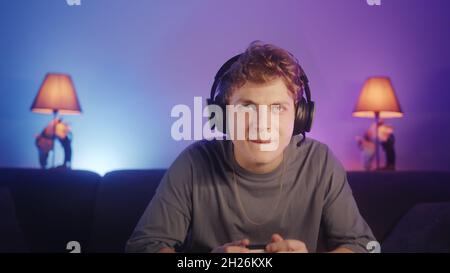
(233, 147, 284, 174)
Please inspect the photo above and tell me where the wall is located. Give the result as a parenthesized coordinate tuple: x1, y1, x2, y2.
(0, 0, 449, 174)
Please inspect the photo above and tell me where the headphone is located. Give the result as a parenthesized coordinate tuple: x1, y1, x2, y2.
(206, 53, 315, 142)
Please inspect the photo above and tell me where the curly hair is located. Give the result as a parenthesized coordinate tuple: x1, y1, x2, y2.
(219, 41, 304, 104)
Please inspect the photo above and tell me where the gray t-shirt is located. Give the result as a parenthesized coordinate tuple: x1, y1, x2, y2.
(125, 135, 375, 253)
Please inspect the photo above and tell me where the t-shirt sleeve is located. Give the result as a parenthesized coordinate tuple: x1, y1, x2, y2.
(125, 148, 193, 253)
(320, 145, 376, 253)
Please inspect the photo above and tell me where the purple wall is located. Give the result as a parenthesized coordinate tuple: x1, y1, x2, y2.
(0, 0, 449, 174)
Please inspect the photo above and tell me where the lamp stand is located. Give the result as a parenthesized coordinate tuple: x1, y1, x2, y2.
(52, 109, 58, 168)
(374, 111, 380, 170)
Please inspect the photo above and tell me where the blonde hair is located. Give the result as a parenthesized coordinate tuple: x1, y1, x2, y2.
(219, 41, 304, 103)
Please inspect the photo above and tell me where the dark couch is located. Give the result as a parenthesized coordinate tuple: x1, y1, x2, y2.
(1, 168, 449, 252)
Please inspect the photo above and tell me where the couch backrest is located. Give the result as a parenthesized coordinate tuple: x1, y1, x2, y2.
(0, 168, 100, 252)
(91, 170, 165, 252)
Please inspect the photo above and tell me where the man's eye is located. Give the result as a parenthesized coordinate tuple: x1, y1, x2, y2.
(271, 104, 284, 113)
(235, 104, 253, 113)
(238, 104, 256, 110)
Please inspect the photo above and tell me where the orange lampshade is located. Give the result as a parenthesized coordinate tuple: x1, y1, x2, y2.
(31, 73, 82, 115)
(352, 77, 403, 118)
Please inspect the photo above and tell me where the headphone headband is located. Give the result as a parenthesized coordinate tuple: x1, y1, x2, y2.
(209, 54, 241, 103)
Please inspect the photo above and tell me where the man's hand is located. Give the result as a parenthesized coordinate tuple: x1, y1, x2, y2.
(265, 234, 308, 253)
(211, 239, 251, 253)
(157, 247, 176, 253)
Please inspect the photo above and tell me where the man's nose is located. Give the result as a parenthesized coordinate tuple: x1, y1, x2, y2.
(255, 105, 274, 129)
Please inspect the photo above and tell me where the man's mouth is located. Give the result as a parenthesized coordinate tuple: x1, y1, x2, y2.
(249, 139, 272, 144)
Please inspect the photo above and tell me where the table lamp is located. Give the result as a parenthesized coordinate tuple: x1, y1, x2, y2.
(30, 73, 82, 167)
(353, 77, 403, 170)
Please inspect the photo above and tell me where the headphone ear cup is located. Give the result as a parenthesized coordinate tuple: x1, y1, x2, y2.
(293, 97, 307, 136)
(304, 101, 315, 133)
(293, 98, 316, 136)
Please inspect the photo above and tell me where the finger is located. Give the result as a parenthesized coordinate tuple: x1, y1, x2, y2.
(223, 246, 250, 253)
(266, 241, 288, 253)
(266, 234, 286, 253)
(224, 239, 250, 247)
(287, 240, 307, 252)
(266, 240, 308, 253)
(240, 238, 250, 247)
(271, 233, 284, 243)
(212, 245, 249, 253)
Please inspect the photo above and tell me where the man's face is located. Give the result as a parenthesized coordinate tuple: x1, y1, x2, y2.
(227, 77, 296, 168)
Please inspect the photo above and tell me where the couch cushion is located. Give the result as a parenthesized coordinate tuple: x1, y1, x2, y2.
(347, 171, 450, 243)
(0, 168, 100, 252)
(91, 170, 165, 252)
(381, 202, 450, 252)
(0, 186, 28, 252)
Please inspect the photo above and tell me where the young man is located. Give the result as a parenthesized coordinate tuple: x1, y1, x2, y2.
(126, 42, 375, 253)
